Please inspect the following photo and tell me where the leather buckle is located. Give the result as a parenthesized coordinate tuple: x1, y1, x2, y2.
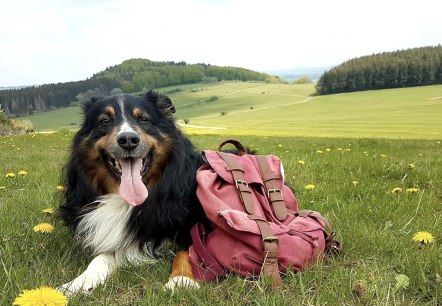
(267, 188, 282, 198)
(235, 179, 248, 189)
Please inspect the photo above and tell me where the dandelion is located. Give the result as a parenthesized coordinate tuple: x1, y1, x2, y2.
(18, 170, 28, 176)
(391, 187, 403, 195)
(408, 163, 415, 169)
(5, 172, 16, 178)
(0, 186, 5, 190)
(437, 141, 441, 144)
(13, 286, 68, 306)
(325, 148, 331, 152)
(33, 223, 55, 233)
(412, 231, 435, 244)
(406, 187, 419, 193)
(297, 160, 305, 165)
(337, 148, 343, 151)
(277, 144, 283, 147)
(41, 208, 55, 214)
(316, 150, 324, 154)
(55, 185, 65, 191)
(352, 180, 359, 186)
(346, 148, 351, 152)
(380, 154, 387, 158)
(305, 184, 315, 190)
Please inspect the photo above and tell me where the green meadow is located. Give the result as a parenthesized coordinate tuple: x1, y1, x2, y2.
(1, 83, 442, 305)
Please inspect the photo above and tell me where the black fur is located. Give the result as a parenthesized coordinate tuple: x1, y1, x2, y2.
(60, 91, 206, 251)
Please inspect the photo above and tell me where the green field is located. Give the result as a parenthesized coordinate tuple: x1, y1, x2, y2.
(2, 83, 442, 304)
(0, 132, 441, 305)
(24, 82, 442, 139)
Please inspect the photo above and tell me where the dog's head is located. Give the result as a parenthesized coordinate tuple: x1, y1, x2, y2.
(76, 91, 176, 206)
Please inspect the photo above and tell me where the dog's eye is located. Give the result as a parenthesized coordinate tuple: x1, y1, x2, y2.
(138, 117, 150, 124)
(100, 118, 112, 127)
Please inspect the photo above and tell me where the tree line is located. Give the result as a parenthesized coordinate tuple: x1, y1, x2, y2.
(0, 59, 279, 117)
(316, 45, 442, 95)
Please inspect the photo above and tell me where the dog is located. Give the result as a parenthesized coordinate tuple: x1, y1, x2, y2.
(58, 91, 207, 295)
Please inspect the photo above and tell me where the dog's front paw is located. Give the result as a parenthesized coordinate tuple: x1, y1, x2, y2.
(57, 279, 94, 296)
(164, 276, 200, 291)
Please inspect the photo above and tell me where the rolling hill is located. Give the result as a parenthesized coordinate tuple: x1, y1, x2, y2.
(23, 82, 442, 139)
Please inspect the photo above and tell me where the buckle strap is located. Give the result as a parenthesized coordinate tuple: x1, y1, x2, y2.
(255, 155, 288, 221)
(218, 152, 254, 214)
(252, 217, 283, 288)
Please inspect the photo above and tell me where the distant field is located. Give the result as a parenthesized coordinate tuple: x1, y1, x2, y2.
(23, 82, 442, 139)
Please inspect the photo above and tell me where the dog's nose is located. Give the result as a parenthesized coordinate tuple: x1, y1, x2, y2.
(117, 132, 140, 151)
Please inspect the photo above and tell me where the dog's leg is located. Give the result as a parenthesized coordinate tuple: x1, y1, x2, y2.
(58, 253, 119, 296)
(164, 250, 200, 290)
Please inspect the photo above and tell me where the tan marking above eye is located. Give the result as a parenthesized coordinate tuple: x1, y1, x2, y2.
(104, 106, 115, 118)
(132, 108, 143, 119)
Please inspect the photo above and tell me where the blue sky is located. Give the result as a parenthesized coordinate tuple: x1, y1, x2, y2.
(1, 0, 441, 86)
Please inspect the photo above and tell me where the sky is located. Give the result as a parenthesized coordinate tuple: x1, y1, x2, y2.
(1, 0, 441, 87)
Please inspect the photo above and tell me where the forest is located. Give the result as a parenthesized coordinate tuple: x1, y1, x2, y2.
(316, 45, 442, 94)
(0, 59, 279, 117)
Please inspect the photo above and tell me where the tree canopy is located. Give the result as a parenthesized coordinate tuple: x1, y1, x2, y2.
(0, 59, 278, 117)
(316, 45, 442, 95)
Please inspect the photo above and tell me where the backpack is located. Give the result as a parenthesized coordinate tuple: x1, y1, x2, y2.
(189, 140, 341, 287)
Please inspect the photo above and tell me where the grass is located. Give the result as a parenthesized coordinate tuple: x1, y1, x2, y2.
(23, 82, 442, 139)
(1, 131, 441, 305)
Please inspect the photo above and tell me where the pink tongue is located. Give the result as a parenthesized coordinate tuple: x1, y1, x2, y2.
(118, 158, 148, 206)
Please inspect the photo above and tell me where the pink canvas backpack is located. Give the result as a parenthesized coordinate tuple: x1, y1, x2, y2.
(189, 140, 341, 287)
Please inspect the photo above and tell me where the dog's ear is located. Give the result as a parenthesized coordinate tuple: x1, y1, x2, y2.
(83, 97, 100, 114)
(143, 91, 176, 116)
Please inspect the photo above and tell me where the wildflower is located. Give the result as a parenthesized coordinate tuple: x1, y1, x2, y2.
(277, 144, 282, 147)
(305, 184, 315, 190)
(337, 148, 343, 151)
(33, 223, 55, 233)
(55, 185, 65, 191)
(13, 286, 68, 306)
(316, 150, 324, 154)
(41, 208, 55, 214)
(391, 187, 403, 195)
(346, 148, 351, 152)
(18, 170, 28, 176)
(437, 141, 441, 144)
(352, 181, 359, 186)
(380, 154, 387, 158)
(408, 163, 415, 169)
(325, 148, 331, 152)
(412, 231, 435, 244)
(406, 188, 419, 193)
(5, 172, 16, 178)
(0, 186, 5, 190)
(297, 160, 305, 165)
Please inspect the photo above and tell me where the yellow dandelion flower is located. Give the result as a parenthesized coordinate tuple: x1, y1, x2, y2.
(55, 185, 65, 191)
(337, 148, 343, 151)
(13, 286, 68, 306)
(412, 231, 435, 244)
(346, 148, 351, 152)
(297, 160, 305, 165)
(277, 144, 283, 147)
(325, 148, 331, 152)
(6, 172, 16, 178)
(352, 180, 359, 186)
(408, 163, 415, 169)
(363, 151, 368, 154)
(33, 223, 55, 233)
(316, 150, 324, 154)
(406, 188, 419, 193)
(437, 141, 441, 144)
(0, 186, 5, 190)
(18, 170, 28, 176)
(41, 208, 55, 214)
(380, 154, 387, 158)
(305, 184, 315, 190)
(391, 187, 403, 195)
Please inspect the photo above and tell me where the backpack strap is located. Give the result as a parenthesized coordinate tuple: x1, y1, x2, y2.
(255, 155, 288, 221)
(217, 150, 283, 288)
(248, 214, 283, 288)
(217, 151, 254, 214)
